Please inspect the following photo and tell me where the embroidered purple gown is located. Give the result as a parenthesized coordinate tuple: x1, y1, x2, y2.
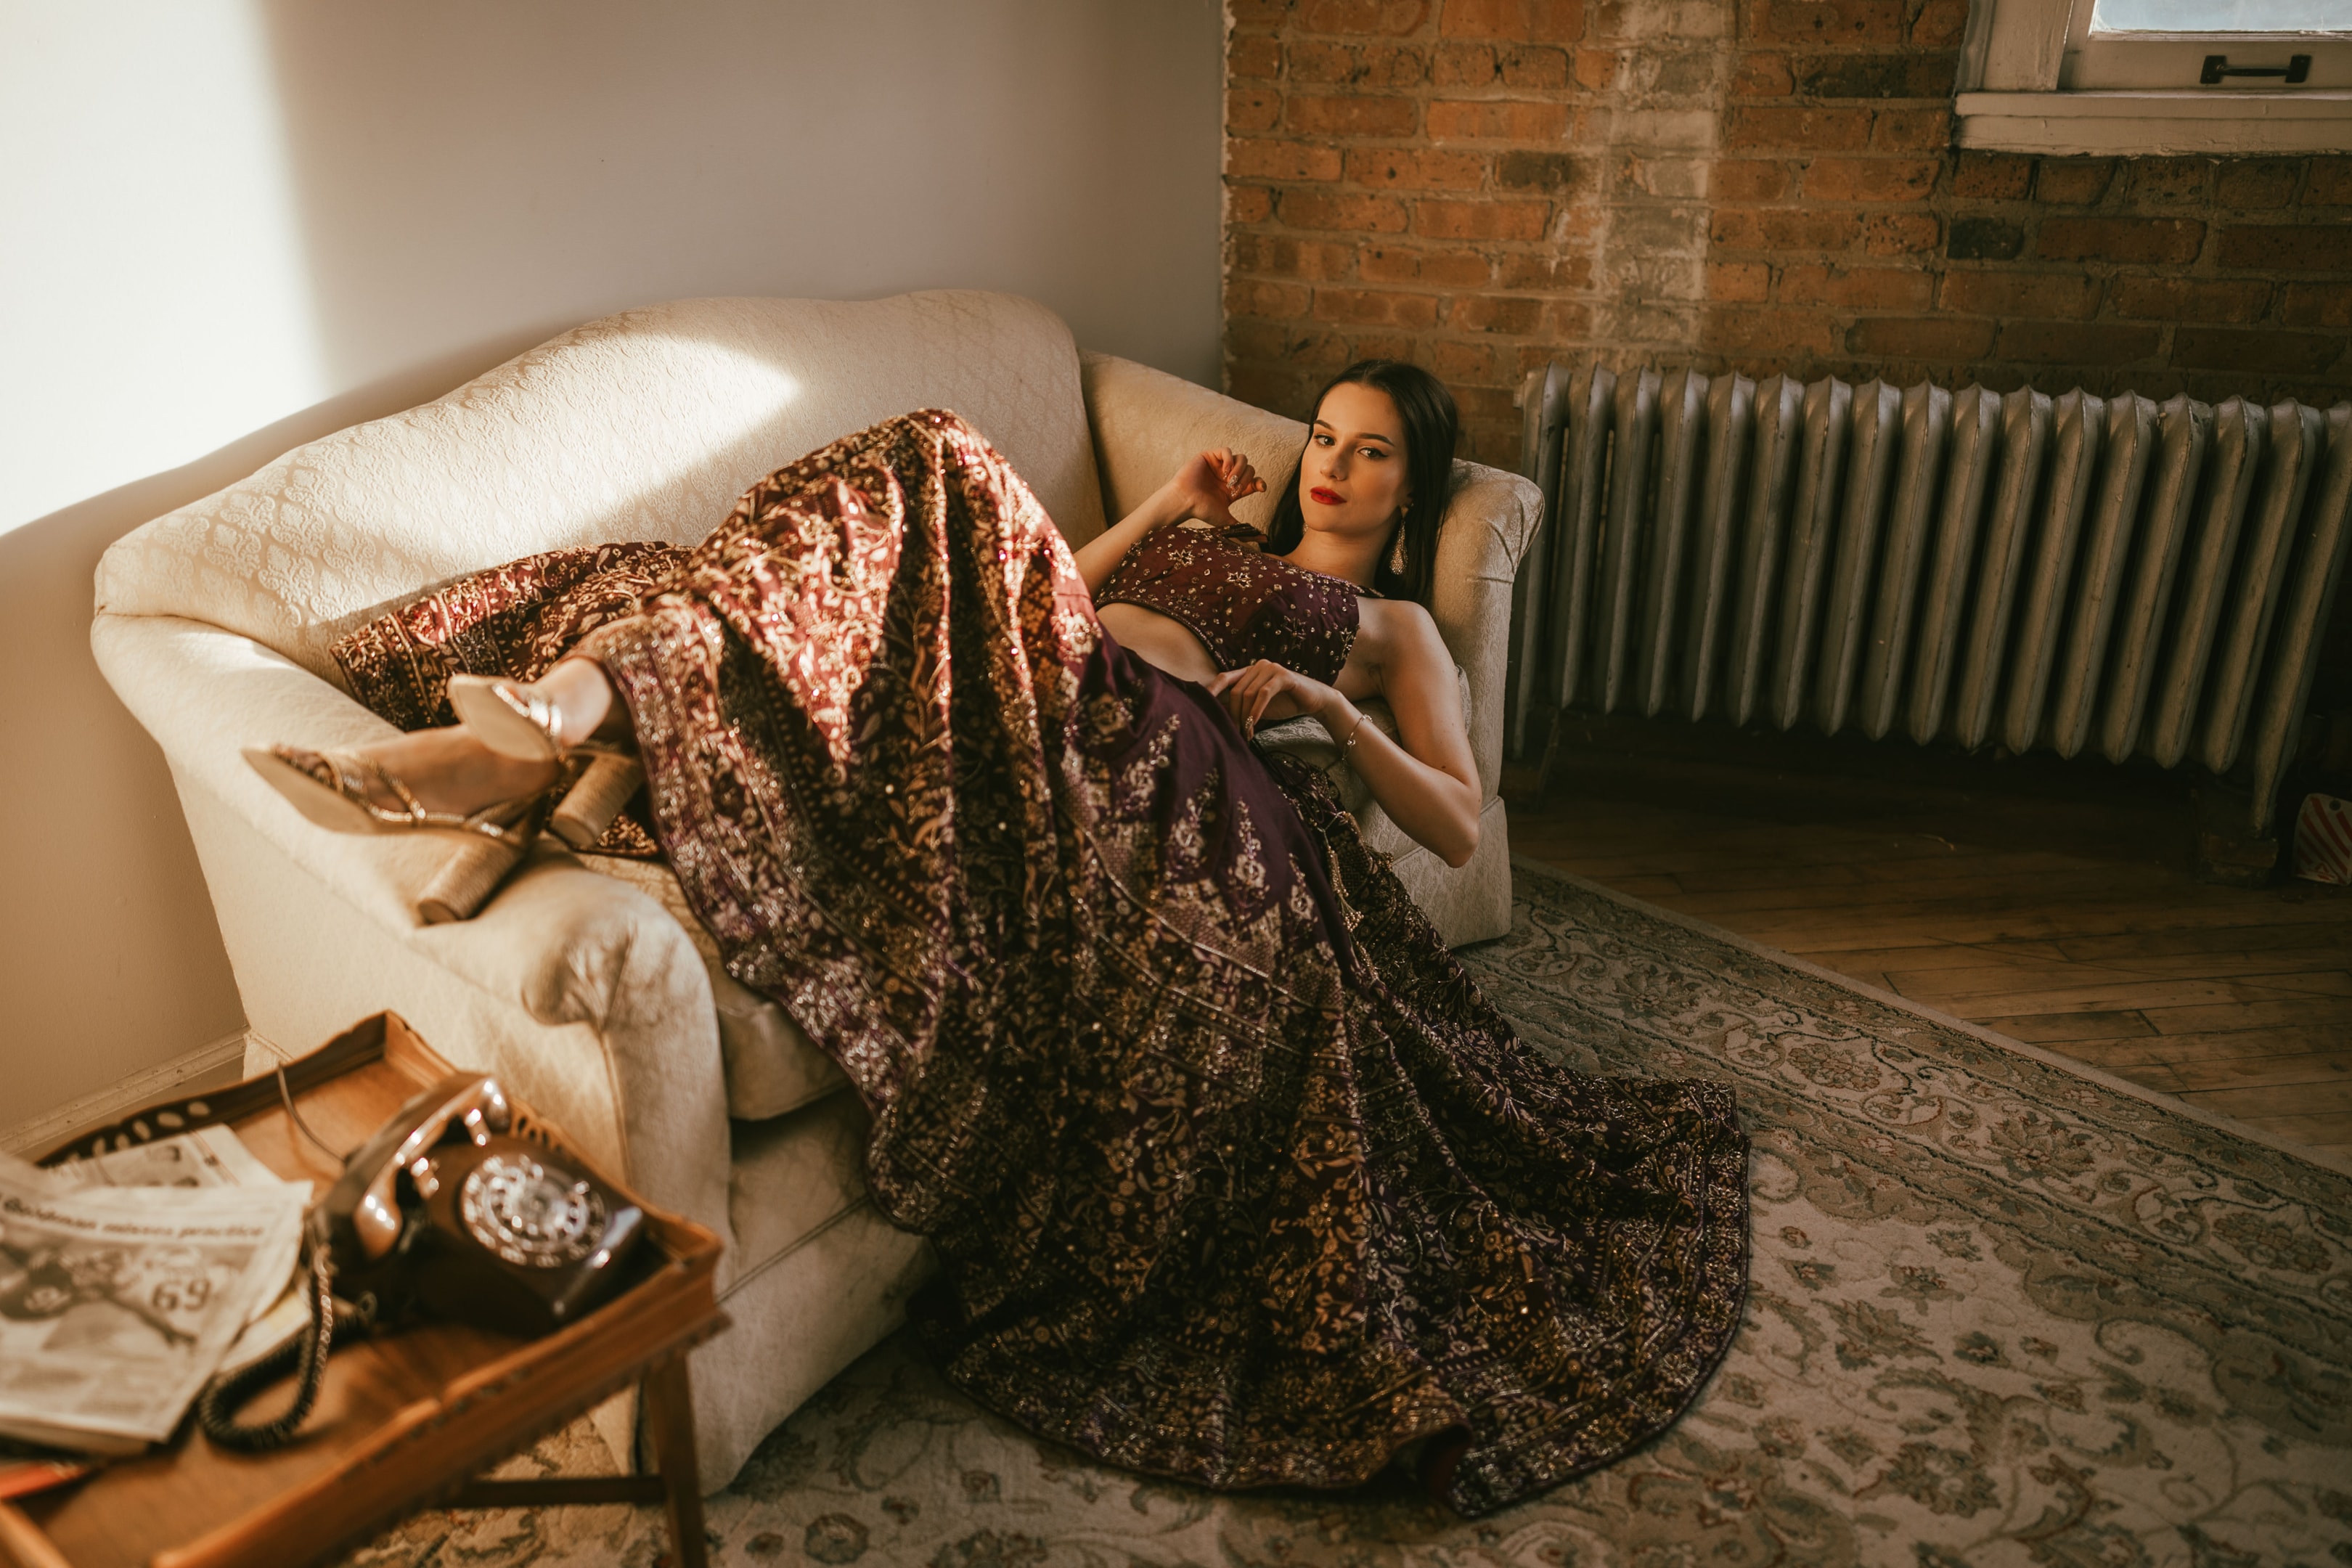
(331, 410, 1749, 1516)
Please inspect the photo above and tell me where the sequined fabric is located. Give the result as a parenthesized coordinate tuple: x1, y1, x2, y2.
(1096, 521, 1361, 685)
(329, 410, 1749, 1516)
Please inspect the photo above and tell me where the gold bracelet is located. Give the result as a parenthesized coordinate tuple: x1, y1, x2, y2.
(1339, 711, 1370, 759)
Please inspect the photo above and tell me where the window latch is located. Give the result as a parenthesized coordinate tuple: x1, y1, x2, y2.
(2200, 53, 2312, 85)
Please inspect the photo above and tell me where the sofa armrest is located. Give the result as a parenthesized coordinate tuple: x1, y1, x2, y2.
(1432, 463, 1543, 799)
(1080, 353, 1543, 799)
(89, 613, 738, 1272)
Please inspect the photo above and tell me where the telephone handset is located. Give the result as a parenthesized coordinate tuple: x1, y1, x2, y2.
(200, 1072, 648, 1451)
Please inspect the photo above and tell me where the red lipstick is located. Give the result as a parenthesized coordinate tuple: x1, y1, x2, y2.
(1309, 486, 1344, 505)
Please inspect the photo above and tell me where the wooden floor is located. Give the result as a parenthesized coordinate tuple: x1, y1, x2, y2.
(1506, 720, 2352, 1165)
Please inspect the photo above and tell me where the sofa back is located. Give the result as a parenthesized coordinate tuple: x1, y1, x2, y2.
(95, 291, 1106, 682)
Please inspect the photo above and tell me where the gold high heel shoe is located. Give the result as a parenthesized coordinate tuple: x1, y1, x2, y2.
(242, 745, 559, 925)
(446, 671, 643, 852)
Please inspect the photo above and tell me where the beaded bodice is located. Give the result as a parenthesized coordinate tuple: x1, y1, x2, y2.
(1095, 523, 1362, 685)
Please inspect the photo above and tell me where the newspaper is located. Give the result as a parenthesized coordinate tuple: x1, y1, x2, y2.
(0, 1148, 306, 1453)
(43, 1125, 285, 1193)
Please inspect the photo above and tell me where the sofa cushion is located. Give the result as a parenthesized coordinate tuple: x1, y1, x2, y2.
(581, 853, 846, 1122)
(96, 291, 1106, 684)
(726, 1085, 875, 1281)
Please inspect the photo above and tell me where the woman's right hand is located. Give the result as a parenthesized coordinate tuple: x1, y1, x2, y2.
(1206, 658, 1334, 740)
(1166, 448, 1263, 530)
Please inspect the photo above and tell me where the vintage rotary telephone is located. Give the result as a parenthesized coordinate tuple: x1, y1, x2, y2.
(199, 1072, 647, 1452)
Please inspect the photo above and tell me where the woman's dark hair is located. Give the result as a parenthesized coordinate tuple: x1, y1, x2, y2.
(1262, 359, 1458, 603)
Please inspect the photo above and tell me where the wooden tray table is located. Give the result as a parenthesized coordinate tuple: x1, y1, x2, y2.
(0, 1012, 724, 1568)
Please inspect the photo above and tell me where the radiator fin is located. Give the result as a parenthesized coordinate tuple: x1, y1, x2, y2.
(1636, 368, 1710, 718)
(1768, 376, 1853, 732)
(1905, 385, 2001, 748)
(1593, 367, 1660, 714)
(1682, 372, 1755, 724)
(1856, 382, 1951, 743)
(1561, 370, 1612, 722)
(1951, 387, 2051, 753)
(1505, 360, 1572, 758)
(2099, 396, 2213, 765)
(1817, 378, 1904, 738)
(2146, 399, 2266, 769)
(2245, 404, 2352, 817)
(2001, 387, 2106, 759)
(2047, 393, 2155, 761)
(2200, 401, 2325, 775)
(1725, 375, 1802, 730)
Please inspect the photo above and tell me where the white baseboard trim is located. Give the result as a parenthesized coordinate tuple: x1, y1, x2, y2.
(3, 1030, 254, 1157)
(241, 1031, 293, 1069)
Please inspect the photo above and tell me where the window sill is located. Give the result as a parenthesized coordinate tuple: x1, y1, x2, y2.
(1955, 89, 2352, 154)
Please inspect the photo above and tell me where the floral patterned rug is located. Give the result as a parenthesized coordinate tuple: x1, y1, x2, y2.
(345, 860, 2352, 1568)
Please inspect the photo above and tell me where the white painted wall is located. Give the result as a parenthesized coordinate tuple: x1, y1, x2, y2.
(0, 0, 1222, 1127)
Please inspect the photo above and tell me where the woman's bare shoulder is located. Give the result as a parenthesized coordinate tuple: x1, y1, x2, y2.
(1359, 594, 1440, 642)
(1356, 596, 1447, 669)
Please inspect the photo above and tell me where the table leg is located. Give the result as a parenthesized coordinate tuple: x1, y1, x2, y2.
(643, 1353, 708, 1568)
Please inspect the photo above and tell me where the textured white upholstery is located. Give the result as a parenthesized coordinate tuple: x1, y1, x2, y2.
(98, 293, 1108, 686)
(90, 293, 1538, 1490)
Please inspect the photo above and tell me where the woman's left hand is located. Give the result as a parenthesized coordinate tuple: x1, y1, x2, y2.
(1168, 448, 1265, 530)
(1206, 660, 1335, 740)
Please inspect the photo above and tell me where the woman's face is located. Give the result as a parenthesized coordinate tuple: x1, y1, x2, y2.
(1298, 381, 1409, 544)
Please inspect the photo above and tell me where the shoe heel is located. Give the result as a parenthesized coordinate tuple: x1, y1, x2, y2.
(550, 754, 643, 850)
(415, 836, 528, 925)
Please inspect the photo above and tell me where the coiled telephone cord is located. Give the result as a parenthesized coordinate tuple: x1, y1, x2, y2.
(195, 1244, 372, 1453)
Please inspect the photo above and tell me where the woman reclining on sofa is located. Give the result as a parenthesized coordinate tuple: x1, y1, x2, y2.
(245, 359, 1749, 1516)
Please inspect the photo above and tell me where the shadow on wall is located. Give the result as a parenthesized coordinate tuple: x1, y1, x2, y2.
(0, 335, 552, 1122)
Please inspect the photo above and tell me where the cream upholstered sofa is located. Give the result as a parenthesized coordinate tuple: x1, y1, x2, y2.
(90, 291, 1541, 1489)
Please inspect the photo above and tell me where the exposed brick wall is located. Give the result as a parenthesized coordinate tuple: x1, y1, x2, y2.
(1222, 0, 2352, 469)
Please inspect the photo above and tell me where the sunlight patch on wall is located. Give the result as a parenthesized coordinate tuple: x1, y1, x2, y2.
(1, 0, 327, 534)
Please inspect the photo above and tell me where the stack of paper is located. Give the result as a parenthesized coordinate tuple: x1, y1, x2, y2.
(0, 1132, 306, 1454)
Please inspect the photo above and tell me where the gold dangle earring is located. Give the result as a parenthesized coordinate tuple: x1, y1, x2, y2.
(1388, 515, 1410, 577)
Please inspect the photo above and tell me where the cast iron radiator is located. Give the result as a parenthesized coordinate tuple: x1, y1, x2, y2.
(1505, 362, 2352, 859)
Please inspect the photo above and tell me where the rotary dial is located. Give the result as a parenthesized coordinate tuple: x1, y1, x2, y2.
(460, 1151, 606, 1269)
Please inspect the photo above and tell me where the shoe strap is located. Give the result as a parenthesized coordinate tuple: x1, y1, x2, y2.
(364, 756, 430, 824)
(340, 748, 544, 843)
(462, 790, 546, 841)
(323, 751, 428, 826)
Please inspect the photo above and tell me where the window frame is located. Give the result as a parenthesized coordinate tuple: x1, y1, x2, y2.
(1956, 0, 2352, 155)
